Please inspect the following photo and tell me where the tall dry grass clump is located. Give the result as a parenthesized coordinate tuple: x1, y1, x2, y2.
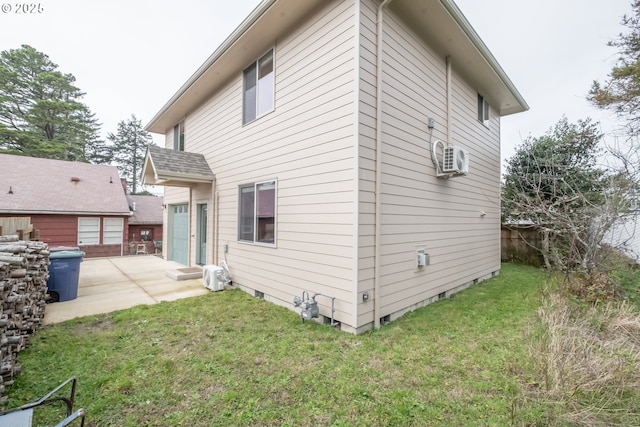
(529, 291, 640, 426)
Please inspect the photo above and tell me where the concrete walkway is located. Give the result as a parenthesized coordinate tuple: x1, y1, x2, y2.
(43, 255, 209, 324)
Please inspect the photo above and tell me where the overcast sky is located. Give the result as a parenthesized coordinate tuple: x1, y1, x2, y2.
(0, 0, 633, 169)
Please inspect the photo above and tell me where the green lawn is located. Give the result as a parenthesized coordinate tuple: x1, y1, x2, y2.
(0, 264, 570, 425)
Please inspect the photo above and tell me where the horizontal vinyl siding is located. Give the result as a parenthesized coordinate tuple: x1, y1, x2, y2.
(373, 7, 501, 319)
(184, 0, 358, 325)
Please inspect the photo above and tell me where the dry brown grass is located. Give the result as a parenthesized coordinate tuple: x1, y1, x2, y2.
(529, 291, 640, 425)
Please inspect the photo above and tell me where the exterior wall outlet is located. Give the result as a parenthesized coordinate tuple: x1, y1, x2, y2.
(418, 253, 426, 266)
(416, 248, 430, 267)
(362, 292, 369, 302)
(223, 243, 229, 253)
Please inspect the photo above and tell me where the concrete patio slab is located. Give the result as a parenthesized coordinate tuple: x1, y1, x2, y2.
(43, 255, 209, 324)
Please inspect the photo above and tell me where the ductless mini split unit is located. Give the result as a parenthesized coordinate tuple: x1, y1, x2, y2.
(203, 265, 225, 291)
(432, 140, 469, 178)
(442, 145, 469, 175)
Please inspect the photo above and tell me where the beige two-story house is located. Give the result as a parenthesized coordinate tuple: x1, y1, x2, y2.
(143, 0, 528, 333)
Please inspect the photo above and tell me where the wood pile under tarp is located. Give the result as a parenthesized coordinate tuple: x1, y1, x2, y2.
(0, 235, 49, 403)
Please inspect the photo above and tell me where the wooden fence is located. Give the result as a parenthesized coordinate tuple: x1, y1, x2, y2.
(501, 225, 544, 267)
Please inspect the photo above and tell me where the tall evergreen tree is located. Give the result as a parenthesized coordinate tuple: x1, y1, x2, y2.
(590, 1, 640, 136)
(107, 114, 152, 194)
(589, 1, 640, 194)
(0, 44, 106, 161)
(589, 0, 640, 130)
(502, 117, 606, 224)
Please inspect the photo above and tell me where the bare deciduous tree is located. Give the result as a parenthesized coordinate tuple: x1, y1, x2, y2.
(502, 118, 634, 278)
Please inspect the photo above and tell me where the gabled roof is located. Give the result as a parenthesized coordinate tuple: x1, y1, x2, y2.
(126, 194, 163, 225)
(141, 144, 215, 187)
(0, 153, 130, 216)
(145, 0, 527, 134)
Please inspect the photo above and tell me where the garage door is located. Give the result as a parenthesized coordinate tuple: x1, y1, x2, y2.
(170, 204, 189, 265)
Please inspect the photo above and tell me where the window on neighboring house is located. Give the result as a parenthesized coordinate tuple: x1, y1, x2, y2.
(173, 121, 185, 151)
(243, 49, 274, 124)
(238, 180, 276, 244)
(78, 217, 100, 245)
(140, 229, 153, 241)
(103, 218, 124, 244)
(477, 94, 489, 125)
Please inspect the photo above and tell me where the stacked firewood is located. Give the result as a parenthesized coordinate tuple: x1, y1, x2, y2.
(0, 235, 49, 402)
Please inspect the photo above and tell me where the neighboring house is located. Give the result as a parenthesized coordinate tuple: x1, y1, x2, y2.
(126, 194, 164, 254)
(605, 213, 640, 262)
(0, 154, 131, 258)
(142, 0, 528, 333)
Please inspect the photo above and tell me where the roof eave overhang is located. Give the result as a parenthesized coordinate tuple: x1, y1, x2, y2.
(144, 0, 325, 134)
(143, 175, 214, 188)
(439, 0, 528, 115)
(146, 0, 527, 133)
(0, 210, 132, 216)
(392, 0, 528, 116)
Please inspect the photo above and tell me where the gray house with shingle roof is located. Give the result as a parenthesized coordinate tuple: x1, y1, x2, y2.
(126, 193, 164, 254)
(0, 153, 131, 257)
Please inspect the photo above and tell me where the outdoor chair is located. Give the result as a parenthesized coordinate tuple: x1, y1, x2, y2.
(0, 377, 85, 426)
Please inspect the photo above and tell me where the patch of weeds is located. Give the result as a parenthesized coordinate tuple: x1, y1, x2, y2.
(527, 290, 640, 426)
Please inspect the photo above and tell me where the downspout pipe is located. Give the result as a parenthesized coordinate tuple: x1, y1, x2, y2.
(188, 187, 193, 266)
(213, 182, 218, 266)
(446, 56, 452, 146)
(374, 0, 394, 329)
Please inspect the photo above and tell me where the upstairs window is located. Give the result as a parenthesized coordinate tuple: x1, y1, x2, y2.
(238, 180, 276, 245)
(173, 121, 185, 151)
(243, 49, 274, 124)
(477, 94, 489, 126)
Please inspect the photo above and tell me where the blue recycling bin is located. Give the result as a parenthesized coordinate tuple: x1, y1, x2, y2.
(46, 250, 85, 302)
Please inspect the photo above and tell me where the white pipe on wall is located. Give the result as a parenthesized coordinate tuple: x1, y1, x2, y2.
(374, 0, 394, 330)
(446, 56, 452, 146)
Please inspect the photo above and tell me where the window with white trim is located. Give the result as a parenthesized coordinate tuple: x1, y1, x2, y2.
(78, 217, 100, 245)
(103, 218, 124, 244)
(477, 94, 489, 125)
(243, 49, 274, 124)
(238, 180, 276, 244)
(173, 121, 185, 151)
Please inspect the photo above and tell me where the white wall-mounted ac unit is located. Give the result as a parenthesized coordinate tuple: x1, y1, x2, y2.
(442, 145, 469, 175)
(203, 265, 225, 291)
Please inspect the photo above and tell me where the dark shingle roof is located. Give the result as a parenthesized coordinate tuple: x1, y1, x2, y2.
(126, 194, 163, 225)
(142, 145, 214, 186)
(147, 145, 214, 178)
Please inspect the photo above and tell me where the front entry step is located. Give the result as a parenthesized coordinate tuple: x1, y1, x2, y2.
(166, 266, 202, 281)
